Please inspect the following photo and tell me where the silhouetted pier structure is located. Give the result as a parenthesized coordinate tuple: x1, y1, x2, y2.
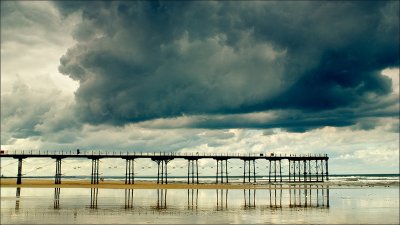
(1, 151, 329, 185)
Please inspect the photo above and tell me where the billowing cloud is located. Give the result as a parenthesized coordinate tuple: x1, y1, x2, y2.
(1, 1, 79, 144)
(1, 74, 80, 145)
(55, 1, 399, 130)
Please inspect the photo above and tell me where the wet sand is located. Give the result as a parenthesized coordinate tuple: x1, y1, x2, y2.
(1, 179, 398, 224)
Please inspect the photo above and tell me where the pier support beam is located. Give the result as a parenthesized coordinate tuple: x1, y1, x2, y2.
(295, 160, 300, 182)
(325, 159, 329, 181)
(125, 159, 135, 184)
(187, 159, 199, 184)
(289, 160, 298, 182)
(153, 159, 172, 184)
(297, 160, 301, 182)
(289, 160, 292, 182)
(215, 159, 228, 184)
(242, 159, 256, 183)
(321, 159, 324, 182)
(292, 160, 296, 182)
(91, 158, 100, 184)
(268, 160, 280, 182)
(287, 157, 328, 183)
(16, 158, 23, 185)
(279, 160, 282, 182)
(55, 158, 62, 184)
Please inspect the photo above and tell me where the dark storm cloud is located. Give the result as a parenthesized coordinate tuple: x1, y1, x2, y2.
(56, 1, 399, 130)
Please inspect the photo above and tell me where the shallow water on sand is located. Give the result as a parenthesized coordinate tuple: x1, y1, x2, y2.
(1, 185, 398, 224)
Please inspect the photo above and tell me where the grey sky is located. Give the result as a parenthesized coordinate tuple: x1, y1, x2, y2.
(1, 1, 399, 174)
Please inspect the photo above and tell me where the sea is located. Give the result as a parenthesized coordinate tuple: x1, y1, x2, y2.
(0, 174, 399, 224)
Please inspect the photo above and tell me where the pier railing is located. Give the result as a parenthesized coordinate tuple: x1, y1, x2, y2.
(1, 150, 328, 158)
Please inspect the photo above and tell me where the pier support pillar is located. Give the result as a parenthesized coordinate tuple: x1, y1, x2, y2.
(215, 159, 228, 184)
(242, 159, 256, 183)
(268, 160, 279, 183)
(321, 159, 324, 182)
(125, 159, 135, 184)
(316, 160, 319, 182)
(153, 159, 172, 184)
(16, 158, 23, 185)
(187, 159, 199, 184)
(91, 158, 100, 184)
(268, 160, 271, 182)
(279, 160, 282, 182)
(289, 160, 296, 182)
(288, 160, 291, 182)
(297, 160, 301, 182)
(55, 158, 62, 184)
(325, 159, 329, 181)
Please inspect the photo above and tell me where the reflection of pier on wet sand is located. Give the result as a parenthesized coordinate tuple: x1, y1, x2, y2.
(289, 185, 329, 208)
(90, 188, 98, 209)
(15, 187, 21, 210)
(155, 189, 167, 209)
(54, 188, 60, 209)
(125, 189, 134, 209)
(38, 185, 330, 211)
(216, 189, 228, 211)
(187, 189, 198, 210)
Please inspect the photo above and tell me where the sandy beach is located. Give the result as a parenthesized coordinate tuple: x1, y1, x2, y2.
(1, 178, 397, 189)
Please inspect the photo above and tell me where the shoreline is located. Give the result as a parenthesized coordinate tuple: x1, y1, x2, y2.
(1, 178, 398, 189)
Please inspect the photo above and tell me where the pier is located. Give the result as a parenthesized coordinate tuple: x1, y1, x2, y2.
(0, 151, 329, 185)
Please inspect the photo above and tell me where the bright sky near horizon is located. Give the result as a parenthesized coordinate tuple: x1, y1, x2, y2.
(1, 1, 399, 175)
